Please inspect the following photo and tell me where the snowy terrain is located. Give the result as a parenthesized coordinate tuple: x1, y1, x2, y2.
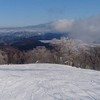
(0, 64, 100, 100)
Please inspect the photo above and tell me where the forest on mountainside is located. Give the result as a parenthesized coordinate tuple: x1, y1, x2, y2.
(0, 38, 100, 70)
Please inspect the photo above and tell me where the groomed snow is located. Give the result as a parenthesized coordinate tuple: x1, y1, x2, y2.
(0, 64, 100, 100)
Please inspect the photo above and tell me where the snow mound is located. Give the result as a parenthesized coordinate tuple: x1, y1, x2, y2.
(0, 64, 100, 100)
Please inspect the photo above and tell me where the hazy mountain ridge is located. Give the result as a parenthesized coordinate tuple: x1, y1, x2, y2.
(0, 17, 100, 45)
(0, 21, 70, 47)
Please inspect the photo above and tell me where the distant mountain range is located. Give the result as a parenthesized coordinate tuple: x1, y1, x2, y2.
(0, 20, 100, 50)
(0, 20, 70, 50)
(0, 20, 70, 44)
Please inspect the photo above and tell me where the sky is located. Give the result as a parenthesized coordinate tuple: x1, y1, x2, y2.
(0, 0, 100, 27)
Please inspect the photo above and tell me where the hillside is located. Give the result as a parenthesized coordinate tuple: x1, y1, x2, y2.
(0, 64, 100, 100)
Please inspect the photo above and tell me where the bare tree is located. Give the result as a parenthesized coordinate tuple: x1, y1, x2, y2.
(0, 50, 7, 64)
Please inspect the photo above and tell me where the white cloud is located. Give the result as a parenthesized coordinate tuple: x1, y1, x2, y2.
(52, 19, 74, 32)
(70, 16, 100, 42)
(52, 16, 100, 42)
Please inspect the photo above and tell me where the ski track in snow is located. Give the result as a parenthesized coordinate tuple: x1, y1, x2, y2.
(0, 64, 100, 100)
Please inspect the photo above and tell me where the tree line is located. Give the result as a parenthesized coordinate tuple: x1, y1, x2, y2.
(0, 38, 100, 70)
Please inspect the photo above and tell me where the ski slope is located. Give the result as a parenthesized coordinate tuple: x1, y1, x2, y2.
(0, 64, 100, 100)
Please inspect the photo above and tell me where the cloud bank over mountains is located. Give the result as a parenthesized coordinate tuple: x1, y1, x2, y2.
(0, 15, 100, 43)
(52, 16, 100, 42)
(51, 19, 74, 32)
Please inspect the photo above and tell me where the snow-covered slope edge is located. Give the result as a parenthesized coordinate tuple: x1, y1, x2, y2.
(0, 63, 100, 100)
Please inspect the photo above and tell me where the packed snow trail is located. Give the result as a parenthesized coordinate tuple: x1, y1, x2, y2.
(0, 64, 100, 100)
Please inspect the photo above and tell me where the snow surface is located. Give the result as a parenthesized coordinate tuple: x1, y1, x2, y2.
(0, 64, 100, 100)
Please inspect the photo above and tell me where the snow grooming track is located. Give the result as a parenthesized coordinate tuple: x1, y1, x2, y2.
(0, 64, 100, 100)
